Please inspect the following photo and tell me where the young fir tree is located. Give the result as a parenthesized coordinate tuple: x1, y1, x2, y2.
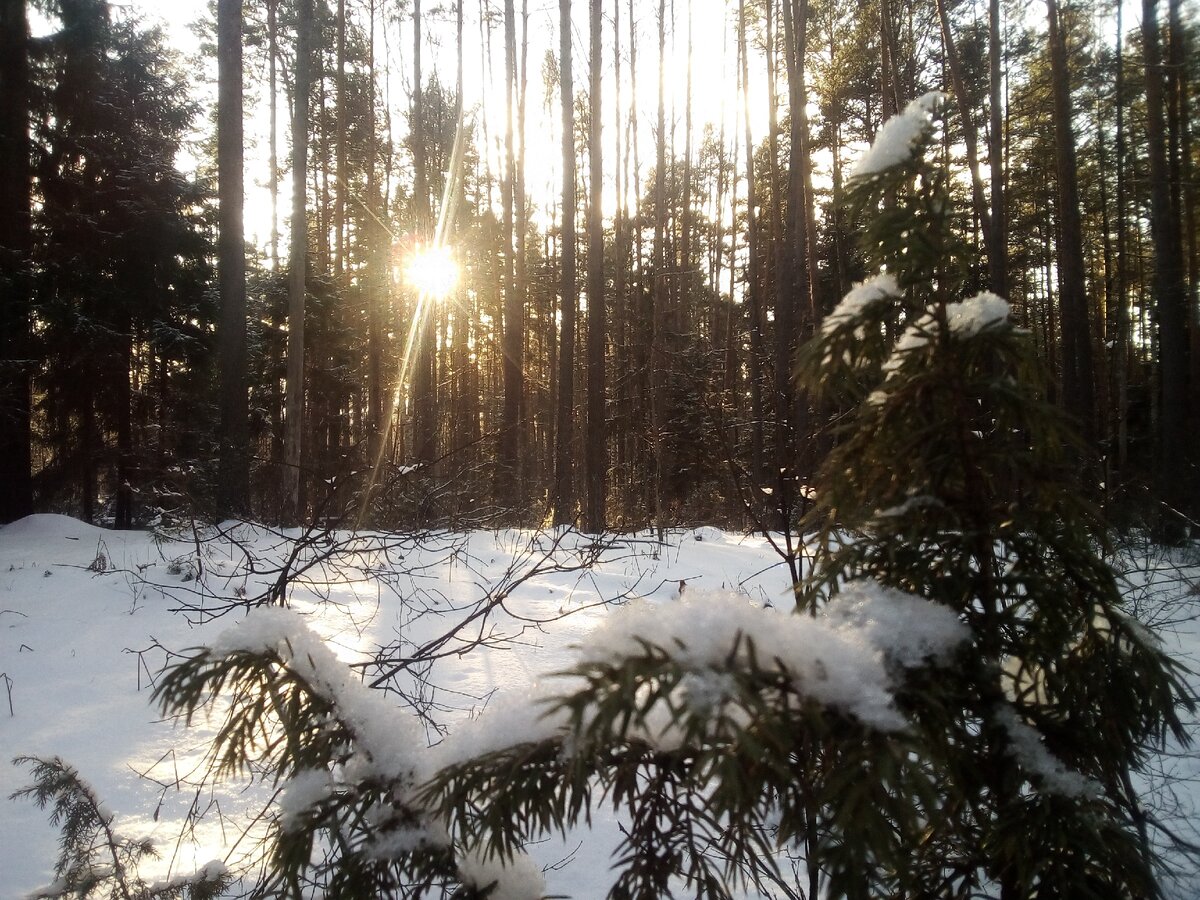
(11, 756, 230, 899)
(137, 96, 1189, 900)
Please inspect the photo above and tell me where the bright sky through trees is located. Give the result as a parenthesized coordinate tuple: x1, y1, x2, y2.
(126, 0, 762, 249)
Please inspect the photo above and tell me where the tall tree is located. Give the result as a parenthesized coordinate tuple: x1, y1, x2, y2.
(217, 0, 249, 518)
(0, 0, 32, 522)
(412, 0, 437, 465)
(987, 0, 1007, 295)
(497, 0, 523, 505)
(584, 0, 606, 532)
(552, 0, 576, 527)
(1142, 0, 1192, 517)
(1045, 0, 1096, 445)
(285, 0, 315, 523)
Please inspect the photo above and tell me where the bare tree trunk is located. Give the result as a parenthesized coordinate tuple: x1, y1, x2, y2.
(1142, 0, 1193, 517)
(552, 0, 576, 526)
(334, 0, 346, 278)
(987, 0, 1007, 295)
(584, 0, 607, 532)
(284, 0, 314, 524)
(217, 0, 249, 519)
(935, 0, 993, 276)
(0, 0, 33, 522)
(738, 0, 765, 493)
(366, 0, 384, 464)
(268, 0, 280, 271)
(412, 0, 437, 465)
(1113, 0, 1129, 471)
(496, 0, 523, 507)
(651, 0, 670, 534)
(1045, 0, 1096, 446)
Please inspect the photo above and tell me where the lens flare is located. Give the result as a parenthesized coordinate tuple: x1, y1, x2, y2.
(403, 244, 459, 299)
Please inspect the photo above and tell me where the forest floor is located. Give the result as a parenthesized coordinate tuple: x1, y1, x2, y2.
(1, 514, 1197, 898)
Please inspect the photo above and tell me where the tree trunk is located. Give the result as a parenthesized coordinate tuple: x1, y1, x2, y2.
(334, 0, 346, 278)
(496, 0, 523, 507)
(285, 0, 314, 524)
(412, 0, 437, 466)
(0, 0, 33, 522)
(651, 0, 670, 534)
(584, 0, 606, 533)
(552, 0, 577, 527)
(935, 0, 993, 277)
(987, 0, 1007, 295)
(738, 0, 765, 493)
(268, 0, 280, 270)
(1046, 0, 1096, 446)
(217, 0, 249, 519)
(1142, 0, 1193, 517)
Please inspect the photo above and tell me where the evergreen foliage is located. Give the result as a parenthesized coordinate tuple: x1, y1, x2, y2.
(11, 755, 230, 900)
(795, 94, 1193, 896)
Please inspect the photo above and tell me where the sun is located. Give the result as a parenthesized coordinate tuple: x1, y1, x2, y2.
(403, 243, 460, 299)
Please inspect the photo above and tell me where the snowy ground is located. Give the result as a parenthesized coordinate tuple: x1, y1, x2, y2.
(1, 514, 1197, 898)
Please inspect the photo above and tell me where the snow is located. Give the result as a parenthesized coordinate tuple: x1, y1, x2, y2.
(946, 292, 1010, 337)
(458, 845, 546, 900)
(878, 292, 1011, 385)
(277, 769, 333, 831)
(209, 605, 425, 784)
(821, 581, 968, 669)
(577, 585, 968, 732)
(822, 273, 900, 336)
(1, 516, 1197, 897)
(994, 706, 1098, 800)
(852, 91, 946, 178)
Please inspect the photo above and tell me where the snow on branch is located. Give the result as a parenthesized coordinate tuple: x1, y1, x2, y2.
(575, 587, 966, 733)
(208, 606, 424, 783)
(822, 274, 901, 337)
(852, 91, 946, 178)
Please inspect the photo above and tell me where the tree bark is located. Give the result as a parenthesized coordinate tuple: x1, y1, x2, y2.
(552, 0, 577, 526)
(1045, 0, 1096, 446)
(496, 0, 523, 507)
(935, 0, 994, 277)
(0, 0, 32, 522)
(285, 0, 314, 524)
(584, 0, 606, 532)
(217, 0, 249, 518)
(1142, 0, 1193, 516)
(987, 0, 1007, 295)
(412, 0, 437, 465)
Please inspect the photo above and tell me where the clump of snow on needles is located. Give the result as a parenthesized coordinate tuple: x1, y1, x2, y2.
(423, 687, 571, 775)
(946, 292, 1009, 337)
(458, 846, 546, 900)
(852, 91, 946, 178)
(579, 587, 968, 732)
(822, 582, 967, 669)
(995, 706, 1098, 800)
(879, 292, 1011, 383)
(209, 606, 423, 785)
(823, 273, 901, 336)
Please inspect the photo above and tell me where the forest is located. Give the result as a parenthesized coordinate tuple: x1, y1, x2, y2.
(0, 0, 1196, 534)
(2, 1, 1200, 896)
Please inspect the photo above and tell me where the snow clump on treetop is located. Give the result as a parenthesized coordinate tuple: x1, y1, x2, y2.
(852, 91, 947, 178)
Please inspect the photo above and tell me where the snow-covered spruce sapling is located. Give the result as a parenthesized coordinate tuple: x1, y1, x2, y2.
(11, 755, 230, 900)
(796, 92, 1193, 897)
